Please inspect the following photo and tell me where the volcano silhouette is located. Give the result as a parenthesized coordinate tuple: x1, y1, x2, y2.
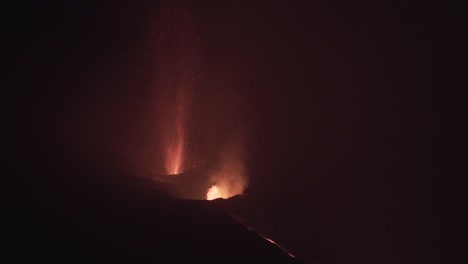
(166, 166, 215, 200)
(5, 154, 302, 263)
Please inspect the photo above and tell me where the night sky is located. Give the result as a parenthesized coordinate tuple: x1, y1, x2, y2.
(6, 1, 465, 263)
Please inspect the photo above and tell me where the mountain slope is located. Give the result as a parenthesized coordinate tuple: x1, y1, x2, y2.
(4, 155, 301, 263)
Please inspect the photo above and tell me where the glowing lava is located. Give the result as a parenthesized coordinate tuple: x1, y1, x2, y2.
(206, 185, 221, 200)
(164, 89, 187, 175)
(165, 136, 183, 175)
(263, 237, 296, 258)
(206, 180, 245, 200)
(152, 2, 199, 176)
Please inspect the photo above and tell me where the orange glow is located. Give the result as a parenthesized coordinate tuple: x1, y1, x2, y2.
(205, 170, 246, 200)
(164, 89, 187, 175)
(153, 2, 197, 176)
(206, 135, 248, 200)
(165, 135, 183, 175)
(206, 185, 222, 200)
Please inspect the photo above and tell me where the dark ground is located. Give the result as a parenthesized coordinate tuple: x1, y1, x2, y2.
(4, 153, 302, 263)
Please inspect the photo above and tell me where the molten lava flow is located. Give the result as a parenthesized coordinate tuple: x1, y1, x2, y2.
(206, 185, 221, 200)
(263, 237, 296, 258)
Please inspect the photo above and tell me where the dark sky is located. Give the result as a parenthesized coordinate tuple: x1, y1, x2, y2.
(6, 1, 465, 263)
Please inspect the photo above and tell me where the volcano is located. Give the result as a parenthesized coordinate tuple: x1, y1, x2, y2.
(4, 154, 302, 263)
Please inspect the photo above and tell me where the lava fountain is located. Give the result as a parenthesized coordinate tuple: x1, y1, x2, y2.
(152, 1, 199, 176)
(165, 88, 188, 175)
